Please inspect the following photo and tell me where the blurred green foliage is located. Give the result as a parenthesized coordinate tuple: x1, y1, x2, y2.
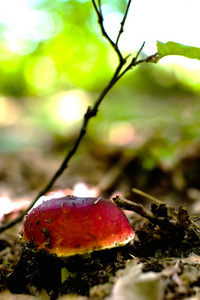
(0, 0, 200, 171)
(0, 0, 128, 96)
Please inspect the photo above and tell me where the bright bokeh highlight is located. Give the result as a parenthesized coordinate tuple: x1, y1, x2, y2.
(0, 0, 59, 55)
(51, 89, 91, 124)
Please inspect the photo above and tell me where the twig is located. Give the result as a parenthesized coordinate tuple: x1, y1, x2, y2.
(115, 0, 132, 47)
(113, 195, 185, 231)
(0, 0, 157, 234)
(91, 0, 125, 64)
(113, 195, 155, 221)
(131, 188, 200, 231)
(132, 188, 162, 205)
(113, 195, 200, 240)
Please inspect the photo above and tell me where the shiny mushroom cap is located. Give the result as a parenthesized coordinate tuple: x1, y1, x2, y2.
(21, 196, 134, 257)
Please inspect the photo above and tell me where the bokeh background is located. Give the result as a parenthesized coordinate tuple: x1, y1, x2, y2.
(1, 0, 200, 209)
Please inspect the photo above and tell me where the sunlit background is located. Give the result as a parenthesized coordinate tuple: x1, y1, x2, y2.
(1, 0, 200, 210)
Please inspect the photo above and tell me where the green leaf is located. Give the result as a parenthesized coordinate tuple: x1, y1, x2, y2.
(156, 41, 200, 62)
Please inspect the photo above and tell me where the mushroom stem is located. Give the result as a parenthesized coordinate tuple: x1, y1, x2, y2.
(61, 253, 92, 283)
(61, 267, 75, 283)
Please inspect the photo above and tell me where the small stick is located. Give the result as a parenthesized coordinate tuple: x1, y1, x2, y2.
(113, 196, 157, 222)
(115, 0, 132, 47)
(132, 188, 162, 205)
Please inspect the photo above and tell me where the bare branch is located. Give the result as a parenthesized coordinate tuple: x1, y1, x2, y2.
(115, 48, 158, 82)
(132, 41, 146, 63)
(0, 1, 158, 234)
(112, 196, 188, 230)
(115, 0, 132, 46)
(113, 196, 160, 224)
(91, 0, 115, 48)
(132, 187, 162, 205)
(113, 195, 200, 240)
(91, 0, 125, 64)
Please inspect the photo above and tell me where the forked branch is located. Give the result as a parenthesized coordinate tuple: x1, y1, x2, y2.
(91, 0, 125, 63)
(0, 0, 157, 233)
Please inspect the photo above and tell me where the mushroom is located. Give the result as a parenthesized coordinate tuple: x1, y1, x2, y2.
(20, 196, 134, 290)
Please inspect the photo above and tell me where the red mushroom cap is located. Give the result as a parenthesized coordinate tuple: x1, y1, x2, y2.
(21, 196, 134, 257)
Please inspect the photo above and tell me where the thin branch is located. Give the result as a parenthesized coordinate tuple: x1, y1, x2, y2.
(113, 196, 185, 230)
(115, 0, 132, 46)
(91, 0, 126, 64)
(113, 195, 200, 240)
(92, 0, 115, 49)
(131, 187, 200, 232)
(0, 1, 157, 234)
(113, 195, 155, 221)
(132, 187, 162, 205)
(132, 41, 146, 62)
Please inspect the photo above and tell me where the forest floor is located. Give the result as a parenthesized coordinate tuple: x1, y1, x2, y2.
(1, 137, 200, 300)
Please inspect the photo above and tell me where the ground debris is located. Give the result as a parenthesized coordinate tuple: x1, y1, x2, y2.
(0, 289, 49, 299)
(105, 254, 200, 300)
(2, 194, 200, 299)
(113, 194, 200, 256)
